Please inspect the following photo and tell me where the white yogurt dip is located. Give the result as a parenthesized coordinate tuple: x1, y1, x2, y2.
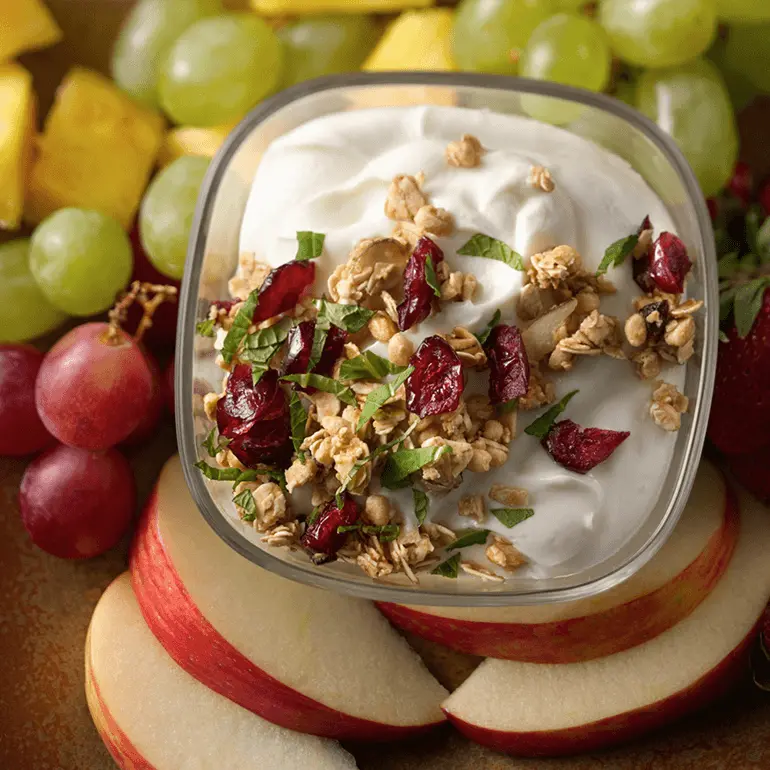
(238, 105, 685, 579)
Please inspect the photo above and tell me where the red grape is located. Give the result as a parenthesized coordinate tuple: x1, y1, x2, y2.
(122, 350, 164, 446)
(19, 444, 135, 558)
(0, 344, 55, 456)
(36, 322, 155, 450)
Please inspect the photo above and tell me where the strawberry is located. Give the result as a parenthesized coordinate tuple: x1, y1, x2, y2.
(727, 161, 754, 208)
(725, 446, 770, 503)
(709, 286, 770, 454)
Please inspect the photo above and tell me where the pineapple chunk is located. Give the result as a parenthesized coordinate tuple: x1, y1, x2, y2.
(251, 0, 433, 14)
(26, 68, 164, 229)
(0, 64, 35, 230)
(158, 125, 233, 168)
(0, 0, 62, 61)
(363, 9, 456, 71)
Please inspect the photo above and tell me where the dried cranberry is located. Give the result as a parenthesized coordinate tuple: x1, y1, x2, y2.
(648, 232, 692, 294)
(212, 299, 237, 313)
(252, 261, 315, 324)
(640, 300, 670, 342)
(406, 335, 463, 417)
(633, 215, 656, 293)
(397, 237, 444, 331)
(217, 367, 291, 467)
(485, 324, 530, 405)
(301, 493, 360, 562)
(282, 322, 347, 381)
(543, 419, 629, 474)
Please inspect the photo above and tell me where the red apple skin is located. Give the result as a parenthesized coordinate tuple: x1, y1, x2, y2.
(129, 489, 444, 742)
(378, 483, 738, 664)
(443, 620, 758, 757)
(85, 631, 156, 770)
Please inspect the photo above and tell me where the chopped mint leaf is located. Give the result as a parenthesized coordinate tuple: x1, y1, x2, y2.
(596, 233, 639, 276)
(221, 289, 259, 364)
(447, 529, 491, 550)
(735, 277, 770, 338)
(381, 443, 453, 489)
(307, 505, 322, 526)
(431, 553, 461, 578)
(413, 488, 429, 526)
(475, 309, 501, 346)
(491, 508, 534, 528)
(339, 351, 408, 381)
(201, 427, 229, 458)
(233, 489, 257, 522)
(500, 398, 518, 414)
(315, 299, 375, 333)
(196, 318, 216, 337)
(457, 233, 525, 271)
(357, 366, 414, 431)
(425, 254, 442, 298)
(289, 391, 307, 459)
(240, 325, 289, 384)
(281, 373, 357, 406)
(337, 523, 401, 542)
(524, 390, 579, 439)
(194, 461, 253, 483)
(295, 231, 325, 261)
(307, 322, 329, 372)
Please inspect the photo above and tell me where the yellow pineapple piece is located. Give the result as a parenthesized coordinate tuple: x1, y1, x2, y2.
(364, 8, 456, 71)
(0, 64, 35, 230)
(0, 0, 62, 61)
(26, 68, 165, 229)
(158, 125, 234, 168)
(251, 0, 433, 14)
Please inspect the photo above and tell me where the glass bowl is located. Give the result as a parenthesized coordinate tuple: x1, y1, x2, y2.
(176, 72, 717, 607)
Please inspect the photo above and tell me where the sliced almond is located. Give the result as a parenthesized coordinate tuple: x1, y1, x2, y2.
(522, 298, 578, 363)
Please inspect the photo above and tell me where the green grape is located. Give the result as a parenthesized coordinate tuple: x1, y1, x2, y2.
(520, 14, 611, 124)
(140, 156, 210, 280)
(0, 240, 68, 343)
(635, 58, 738, 197)
(598, 0, 717, 69)
(278, 15, 380, 88)
(111, 0, 222, 108)
(708, 35, 759, 111)
(29, 209, 133, 317)
(716, 0, 770, 22)
(452, 0, 555, 75)
(159, 14, 284, 126)
(724, 24, 770, 94)
(553, 0, 588, 9)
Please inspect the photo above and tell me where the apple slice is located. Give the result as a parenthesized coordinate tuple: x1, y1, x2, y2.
(378, 462, 738, 663)
(86, 574, 357, 770)
(130, 455, 447, 741)
(442, 483, 770, 757)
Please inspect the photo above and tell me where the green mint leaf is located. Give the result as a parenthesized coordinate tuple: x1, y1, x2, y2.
(431, 553, 461, 578)
(295, 231, 325, 260)
(357, 366, 415, 431)
(447, 528, 491, 550)
(307, 322, 329, 371)
(735, 278, 770, 338)
(719, 330, 729, 343)
(425, 254, 442, 298)
(222, 289, 259, 364)
(339, 351, 408, 381)
(491, 508, 534, 528)
(281, 373, 357, 406)
(315, 299, 375, 333)
(195, 460, 252, 483)
(500, 398, 518, 414)
(233, 489, 257, 522)
(201, 428, 229, 458)
(251, 363, 269, 385)
(337, 523, 361, 534)
(307, 505, 322, 526)
(413, 488, 429, 526)
(457, 233, 525, 270)
(196, 319, 216, 337)
(241, 325, 289, 364)
(336, 523, 401, 542)
(524, 389, 579, 439)
(475, 309, 501, 346)
(381, 443, 453, 489)
(289, 391, 308, 457)
(596, 233, 639, 277)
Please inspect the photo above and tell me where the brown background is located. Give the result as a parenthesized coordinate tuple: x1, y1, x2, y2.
(2, 1, 770, 768)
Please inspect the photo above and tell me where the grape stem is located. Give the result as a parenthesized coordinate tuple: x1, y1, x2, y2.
(106, 280, 178, 344)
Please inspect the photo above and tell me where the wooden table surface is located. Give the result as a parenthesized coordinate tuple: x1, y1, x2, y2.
(2, 2, 770, 768)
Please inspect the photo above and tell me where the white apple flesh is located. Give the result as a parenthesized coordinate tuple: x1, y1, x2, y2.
(130, 455, 447, 741)
(378, 462, 738, 663)
(85, 573, 358, 770)
(442, 483, 770, 756)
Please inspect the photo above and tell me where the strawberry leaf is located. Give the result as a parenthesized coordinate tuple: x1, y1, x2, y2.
(735, 278, 770, 338)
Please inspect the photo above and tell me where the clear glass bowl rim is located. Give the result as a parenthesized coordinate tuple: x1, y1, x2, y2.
(176, 71, 718, 607)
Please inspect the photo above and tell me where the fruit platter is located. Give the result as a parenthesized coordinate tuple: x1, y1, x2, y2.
(3, 0, 770, 768)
